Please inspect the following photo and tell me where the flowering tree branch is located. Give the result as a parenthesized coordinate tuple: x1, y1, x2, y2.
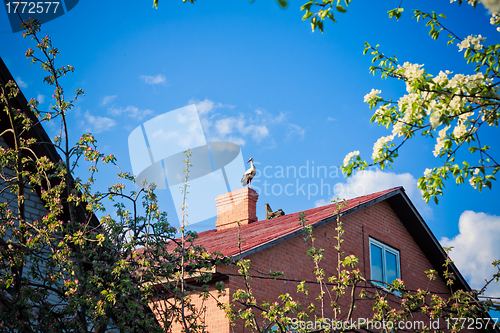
(341, 4, 500, 203)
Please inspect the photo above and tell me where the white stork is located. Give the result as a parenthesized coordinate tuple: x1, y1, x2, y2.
(241, 157, 256, 188)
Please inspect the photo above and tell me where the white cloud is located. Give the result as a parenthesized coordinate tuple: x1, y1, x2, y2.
(209, 114, 270, 144)
(215, 118, 235, 136)
(16, 77, 27, 88)
(195, 99, 215, 115)
(194, 99, 301, 147)
(108, 105, 153, 120)
(83, 111, 116, 134)
(287, 123, 305, 140)
(188, 98, 235, 115)
(271, 111, 286, 123)
(36, 93, 45, 104)
(224, 136, 246, 146)
(314, 169, 433, 218)
(250, 125, 269, 142)
(100, 95, 117, 106)
(151, 111, 208, 150)
(441, 211, 500, 297)
(327, 117, 337, 122)
(140, 74, 166, 85)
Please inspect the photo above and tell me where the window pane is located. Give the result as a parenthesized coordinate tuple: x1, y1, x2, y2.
(370, 243, 383, 282)
(385, 251, 398, 284)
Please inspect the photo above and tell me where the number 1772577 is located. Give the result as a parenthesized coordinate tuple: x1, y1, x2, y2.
(5, 2, 60, 14)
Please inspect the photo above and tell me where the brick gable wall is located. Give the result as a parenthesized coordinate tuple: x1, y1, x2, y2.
(216, 200, 452, 332)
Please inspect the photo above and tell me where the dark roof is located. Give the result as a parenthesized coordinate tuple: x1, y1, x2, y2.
(0, 57, 61, 165)
(0, 56, 98, 226)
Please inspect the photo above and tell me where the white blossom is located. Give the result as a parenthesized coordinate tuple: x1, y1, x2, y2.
(424, 168, 432, 177)
(429, 109, 442, 128)
(457, 35, 486, 52)
(453, 122, 468, 138)
(438, 126, 450, 139)
(469, 177, 477, 189)
(397, 92, 425, 124)
(447, 73, 467, 89)
(398, 62, 425, 82)
(466, 72, 485, 90)
(432, 71, 450, 86)
(426, 100, 437, 116)
(454, 111, 474, 137)
(490, 12, 500, 25)
(451, 0, 480, 6)
(343, 151, 360, 166)
(449, 95, 462, 111)
(374, 105, 390, 123)
(364, 89, 382, 103)
(433, 126, 450, 157)
(433, 139, 445, 157)
(372, 135, 394, 160)
(392, 121, 404, 137)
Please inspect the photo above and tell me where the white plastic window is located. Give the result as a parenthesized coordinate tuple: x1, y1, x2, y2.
(369, 238, 400, 286)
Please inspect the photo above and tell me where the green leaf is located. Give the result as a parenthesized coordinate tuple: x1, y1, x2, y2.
(302, 11, 313, 20)
(300, 2, 312, 10)
(336, 5, 347, 13)
(277, 0, 288, 8)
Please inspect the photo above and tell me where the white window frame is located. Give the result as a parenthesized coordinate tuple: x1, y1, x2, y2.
(369, 238, 400, 287)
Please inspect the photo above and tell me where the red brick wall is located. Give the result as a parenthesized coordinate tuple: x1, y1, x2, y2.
(150, 285, 231, 333)
(216, 200, 453, 332)
(216, 188, 259, 231)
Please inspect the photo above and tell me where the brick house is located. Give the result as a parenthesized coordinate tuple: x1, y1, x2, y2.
(155, 186, 495, 333)
(0, 56, 107, 329)
(0, 57, 164, 331)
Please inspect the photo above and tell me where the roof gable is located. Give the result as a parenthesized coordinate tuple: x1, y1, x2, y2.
(193, 186, 472, 294)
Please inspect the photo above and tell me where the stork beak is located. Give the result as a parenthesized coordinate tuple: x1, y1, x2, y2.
(247, 158, 252, 163)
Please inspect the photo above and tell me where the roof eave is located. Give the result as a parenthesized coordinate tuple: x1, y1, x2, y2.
(386, 189, 470, 293)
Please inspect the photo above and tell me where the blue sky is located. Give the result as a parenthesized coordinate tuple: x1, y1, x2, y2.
(1, 0, 499, 297)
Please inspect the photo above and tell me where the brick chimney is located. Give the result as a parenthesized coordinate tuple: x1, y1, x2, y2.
(215, 188, 259, 231)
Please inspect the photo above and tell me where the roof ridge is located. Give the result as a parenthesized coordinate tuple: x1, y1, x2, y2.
(200, 186, 404, 234)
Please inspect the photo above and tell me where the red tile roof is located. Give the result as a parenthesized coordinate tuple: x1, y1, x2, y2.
(194, 187, 402, 258)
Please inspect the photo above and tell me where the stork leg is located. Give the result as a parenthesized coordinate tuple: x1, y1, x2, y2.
(249, 179, 252, 189)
